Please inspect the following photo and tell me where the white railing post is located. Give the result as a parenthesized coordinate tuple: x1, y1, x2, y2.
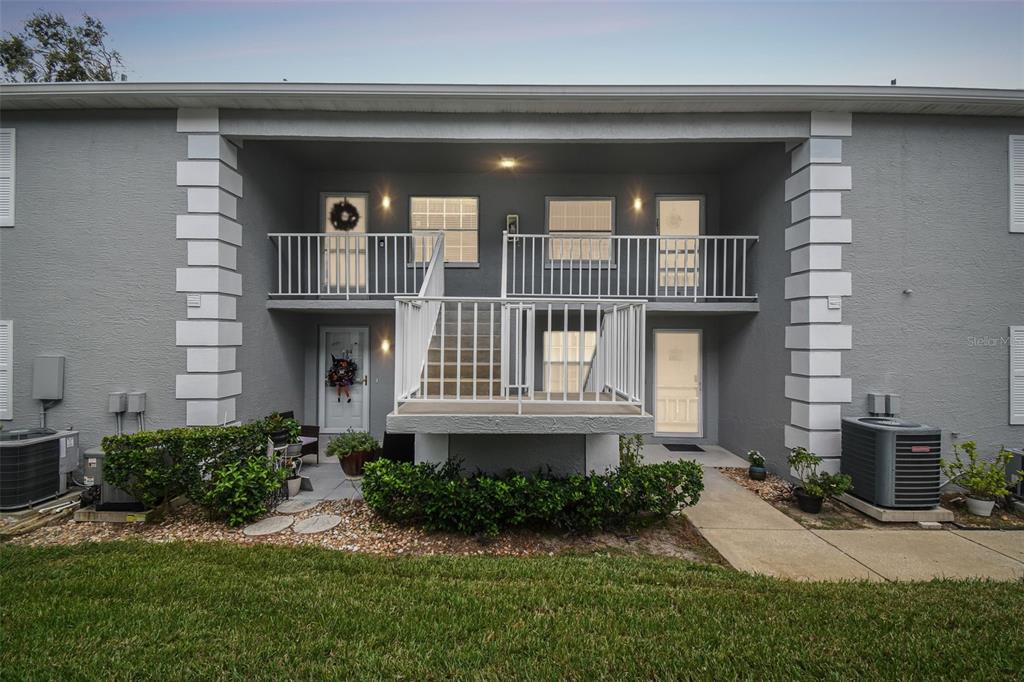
(500, 230, 509, 298)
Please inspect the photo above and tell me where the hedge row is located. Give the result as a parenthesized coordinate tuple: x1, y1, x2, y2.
(100, 415, 292, 526)
(362, 459, 704, 536)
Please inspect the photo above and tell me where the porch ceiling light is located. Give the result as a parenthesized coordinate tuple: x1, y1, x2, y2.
(499, 157, 517, 169)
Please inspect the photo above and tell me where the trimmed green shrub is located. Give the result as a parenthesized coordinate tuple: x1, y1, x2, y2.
(362, 459, 703, 536)
(100, 415, 289, 520)
(206, 457, 286, 527)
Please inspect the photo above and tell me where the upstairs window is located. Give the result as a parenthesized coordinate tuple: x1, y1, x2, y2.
(546, 198, 614, 261)
(411, 196, 479, 264)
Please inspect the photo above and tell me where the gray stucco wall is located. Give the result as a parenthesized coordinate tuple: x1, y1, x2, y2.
(0, 110, 184, 449)
(718, 143, 791, 470)
(844, 114, 1024, 455)
(234, 143, 307, 423)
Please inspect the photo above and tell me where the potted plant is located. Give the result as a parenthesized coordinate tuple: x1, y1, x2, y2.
(265, 412, 300, 447)
(284, 459, 302, 498)
(747, 450, 766, 481)
(941, 440, 1019, 517)
(327, 430, 379, 477)
(787, 447, 852, 514)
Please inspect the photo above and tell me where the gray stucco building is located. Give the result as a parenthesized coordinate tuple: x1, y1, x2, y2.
(0, 83, 1021, 475)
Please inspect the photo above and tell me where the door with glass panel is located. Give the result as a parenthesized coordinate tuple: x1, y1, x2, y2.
(657, 196, 702, 296)
(321, 192, 368, 293)
(654, 330, 701, 435)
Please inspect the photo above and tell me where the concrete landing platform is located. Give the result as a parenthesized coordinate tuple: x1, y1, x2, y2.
(837, 493, 954, 523)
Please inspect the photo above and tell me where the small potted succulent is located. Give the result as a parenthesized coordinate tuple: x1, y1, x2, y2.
(327, 430, 379, 477)
(787, 447, 852, 514)
(747, 450, 766, 481)
(941, 440, 1019, 517)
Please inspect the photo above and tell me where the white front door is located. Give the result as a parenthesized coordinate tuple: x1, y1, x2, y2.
(322, 193, 368, 292)
(654, 330, 702, 436)
(657, 196, 703, 293)
(319, 326, 370, 433)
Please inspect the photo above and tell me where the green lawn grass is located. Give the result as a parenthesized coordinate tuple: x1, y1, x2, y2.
(2, 542, 1022, 680)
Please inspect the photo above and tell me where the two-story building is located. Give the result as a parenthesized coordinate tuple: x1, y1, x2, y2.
(1, 83, 1021, 475)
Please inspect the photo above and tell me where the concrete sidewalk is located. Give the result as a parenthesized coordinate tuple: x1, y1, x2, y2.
(652, 445, 1024, 582)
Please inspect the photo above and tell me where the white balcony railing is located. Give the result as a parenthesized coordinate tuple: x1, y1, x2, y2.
(502, 232, 758, 300)
(268, 232, 442, 298)
(395, 296, 645, 414)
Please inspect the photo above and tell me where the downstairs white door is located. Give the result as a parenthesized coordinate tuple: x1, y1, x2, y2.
(319, 326, 370, 433)
(654, 330, 702, 436)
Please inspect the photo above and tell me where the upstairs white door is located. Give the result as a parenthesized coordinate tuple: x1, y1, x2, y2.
(322, 193, 368, 293)
(654, 330, 701, 436)
(319, 326, 369, 433)
(657, 196, 703, 294)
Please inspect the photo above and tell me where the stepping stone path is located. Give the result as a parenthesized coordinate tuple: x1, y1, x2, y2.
(242, 516, 293, 537)
(276, 499, 319, 514)
(293, 514, 342, 535)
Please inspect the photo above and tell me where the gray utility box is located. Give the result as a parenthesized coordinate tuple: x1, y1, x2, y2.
(841, 417, 942, 509)
(83, 447, 142, 511)
(31, 355, 65, 400)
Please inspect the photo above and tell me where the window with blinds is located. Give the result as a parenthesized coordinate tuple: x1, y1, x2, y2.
(547, 198, 614, 261)
(410, 196, 479, 264)
(543, 331, 598, 394)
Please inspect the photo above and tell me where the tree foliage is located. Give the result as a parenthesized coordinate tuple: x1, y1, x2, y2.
(0, 11, 124, 83)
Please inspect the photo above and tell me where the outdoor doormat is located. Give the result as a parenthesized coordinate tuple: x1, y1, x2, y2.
(664, 444, 704, 452)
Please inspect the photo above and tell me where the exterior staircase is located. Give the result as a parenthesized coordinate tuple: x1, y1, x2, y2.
(421, 304, 503, 398)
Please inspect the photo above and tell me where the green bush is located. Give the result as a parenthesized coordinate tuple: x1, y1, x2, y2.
(206, 457, 286, 527)
(362, 459, 703, 536)
(618, 434, 644, 468)
(787, 446, 852, 499)
(942, 440, 1020, 500)
(326, 430, 379, 459)
(100, 415, 287, 520)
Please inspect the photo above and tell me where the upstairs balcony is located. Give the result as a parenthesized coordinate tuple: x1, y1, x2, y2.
(502, 232, 758, 310)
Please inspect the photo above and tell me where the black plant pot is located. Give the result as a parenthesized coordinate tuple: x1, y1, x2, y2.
(794, 487, 824, 514)
(748, 465, 767, 481)
(270, 429, 291, 447)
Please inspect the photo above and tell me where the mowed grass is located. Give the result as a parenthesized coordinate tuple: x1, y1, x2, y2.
(2, 542, 1022, 681)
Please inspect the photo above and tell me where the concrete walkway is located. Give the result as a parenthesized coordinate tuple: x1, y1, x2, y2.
(648, 444, 1024, 582)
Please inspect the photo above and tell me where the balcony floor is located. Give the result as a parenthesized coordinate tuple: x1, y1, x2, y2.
(387, 393, 653, 434)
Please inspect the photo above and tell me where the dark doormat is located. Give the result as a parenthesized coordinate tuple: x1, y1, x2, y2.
(664, 443, 704, 452)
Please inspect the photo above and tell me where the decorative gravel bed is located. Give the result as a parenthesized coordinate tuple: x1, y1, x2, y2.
(7, 499, 723, 563)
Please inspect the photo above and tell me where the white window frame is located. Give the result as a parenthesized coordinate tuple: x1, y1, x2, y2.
(410, 195, 479, 266)
(0, 320, 12, 420)
(0, 129, 14, 228)
(542, 330, 598, 395)
(545, 196, 615, 263)
(1010, 135, 1024, 234)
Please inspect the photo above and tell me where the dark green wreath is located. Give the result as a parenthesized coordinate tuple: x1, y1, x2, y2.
(329, 199, 360, 231)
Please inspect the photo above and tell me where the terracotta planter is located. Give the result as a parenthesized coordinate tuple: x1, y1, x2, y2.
(965, 496, 995, 517)
(794, 487, 824, 514)
(340, 450, 372, 477)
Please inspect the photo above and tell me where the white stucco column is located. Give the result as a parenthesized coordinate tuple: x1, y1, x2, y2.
(783, 112, 853, 473)
(175, 108, 243, 425)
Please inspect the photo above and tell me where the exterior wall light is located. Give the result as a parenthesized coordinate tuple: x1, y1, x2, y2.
(381, 339, 391, 353)
(381, 195, 391, 209)
(633, 197, 643, 211)
(499, 157, 517, 169)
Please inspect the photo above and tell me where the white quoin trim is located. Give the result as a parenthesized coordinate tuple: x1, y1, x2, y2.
(785, 324, 852, 350)
(187, 134, 238, 169)
(0, 129, 14, 227)
(784, 165, 852, 201)
(176, 215, 242, 245)
(186, 398, 237, 426)
(187, 241, 237, 269)
(785, 375, 853, 404)
(809, 112, 852, 137)
(1010, 135, 1024, 233)
(175, 320, 242, 347)
(790, 191, 843, 222)
(175, 267, 242, 295)
(785, 218, 851, 249)
(790, 298, 842, 324)
(790, 244, 843, 272)
(176, 161, 243, 198)
(187, 187, 238, 218)
(784, 271, 852, 299)
(790, 138, 843, 172)
(791, 401, 842, 430)
(175, 372, 242, 400)
(785, 424, 841, 458)
(185, 294, 237, 320)
(187, 347, 237, 373)
(790, 350, 843, 377)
